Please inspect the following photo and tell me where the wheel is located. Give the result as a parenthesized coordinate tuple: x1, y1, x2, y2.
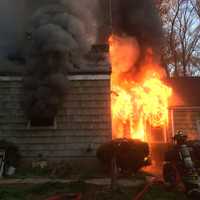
(163, 162, 178, 186)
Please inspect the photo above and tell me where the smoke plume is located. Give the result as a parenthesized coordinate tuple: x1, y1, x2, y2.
(0, 0, 29, 60)
(113, 0, 162, 48)
(24, 0, 99, 124)
(111, 0, 163, 73)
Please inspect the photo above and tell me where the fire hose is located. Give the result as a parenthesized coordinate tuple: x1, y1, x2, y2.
(132, 177, 163, 200)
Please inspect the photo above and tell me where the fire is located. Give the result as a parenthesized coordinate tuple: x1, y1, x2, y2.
(109, 35, 172, 141)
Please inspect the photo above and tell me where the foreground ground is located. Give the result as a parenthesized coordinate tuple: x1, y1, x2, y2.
(0, 164, 189, 200)
(0, 181, 188, 200)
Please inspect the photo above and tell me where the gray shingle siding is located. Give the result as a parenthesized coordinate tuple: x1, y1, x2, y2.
(168, 107, 200, 140)
(0, 76, 112, 161)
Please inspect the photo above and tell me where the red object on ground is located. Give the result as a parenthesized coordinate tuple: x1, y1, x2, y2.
(45, 193, 81, 200)
(132, 177, 163, 200)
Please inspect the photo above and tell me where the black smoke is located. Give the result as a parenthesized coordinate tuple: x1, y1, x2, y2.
(112, 0, 162, 50)
(100, 0, 163, 67)
(24, 0, 99, 124)
(110, 0, 163, 71)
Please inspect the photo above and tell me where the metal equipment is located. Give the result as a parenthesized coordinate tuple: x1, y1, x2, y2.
(163, 131, 200, 199)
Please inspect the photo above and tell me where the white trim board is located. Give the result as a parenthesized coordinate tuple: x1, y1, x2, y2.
(0, 75, 110, 82)
(0, 76, 22, 81)
(68, 75, 110, 81)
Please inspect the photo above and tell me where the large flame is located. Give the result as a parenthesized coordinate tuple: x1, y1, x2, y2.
(109, 35, 172, 141)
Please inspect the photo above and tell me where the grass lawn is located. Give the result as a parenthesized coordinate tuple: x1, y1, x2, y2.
(0, 181, 188, 200)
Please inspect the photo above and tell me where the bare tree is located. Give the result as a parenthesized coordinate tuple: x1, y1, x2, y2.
(190, 0, 200, 18)
(158, 0, 200, 77)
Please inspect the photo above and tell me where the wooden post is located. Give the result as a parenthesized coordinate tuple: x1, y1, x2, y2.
(110, 156, 118, 191)
(0, 150, 6, 178)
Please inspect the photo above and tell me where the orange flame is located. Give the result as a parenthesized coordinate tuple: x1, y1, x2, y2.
(109, 35, 172, 142)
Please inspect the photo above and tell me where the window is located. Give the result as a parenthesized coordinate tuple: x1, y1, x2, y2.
(27, 117, 57, 128)
(150, 126, 167, 143)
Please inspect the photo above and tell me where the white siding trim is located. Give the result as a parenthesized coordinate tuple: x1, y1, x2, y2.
(170, 109, 175, 138)
(68, 75, 110, 81)
(163, 125, 167, 143)
(0, 75, 110, 82)
(0, 76, 22, 81)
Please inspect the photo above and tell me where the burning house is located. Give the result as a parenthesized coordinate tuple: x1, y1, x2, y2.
(108, 0, 172, 143)
(109, 0, 200, 146)
(0, 0, 199, 167)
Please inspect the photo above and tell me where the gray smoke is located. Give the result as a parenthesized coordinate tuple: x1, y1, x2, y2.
(0, 0, 47, 63)
(24, 0, 99, 123)
(97, 0, 111, 43)
(0, 0, 29, 59)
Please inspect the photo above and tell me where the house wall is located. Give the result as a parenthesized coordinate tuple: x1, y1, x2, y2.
(0, 75, 112, 161)
(168, 107, 200, 141)
(148, 107, 200, 164)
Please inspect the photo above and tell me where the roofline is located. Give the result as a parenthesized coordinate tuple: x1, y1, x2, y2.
(169, 106, 200, 110)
